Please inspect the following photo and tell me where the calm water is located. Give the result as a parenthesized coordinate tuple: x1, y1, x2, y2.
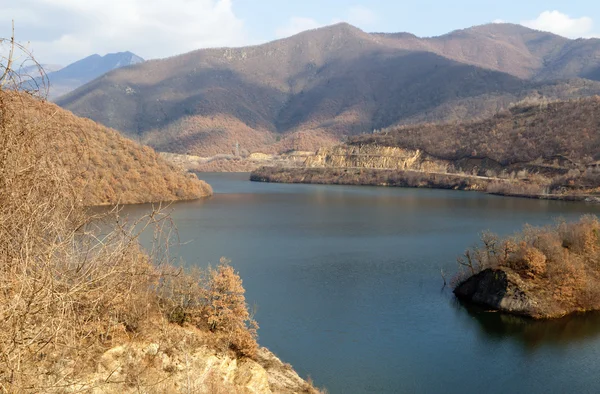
(121, 173, 600, 393)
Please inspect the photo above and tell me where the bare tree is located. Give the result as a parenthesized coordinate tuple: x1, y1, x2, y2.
(0, 20, 49, 97)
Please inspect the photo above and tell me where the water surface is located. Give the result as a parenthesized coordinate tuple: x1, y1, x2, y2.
(121, 173, 600, 393)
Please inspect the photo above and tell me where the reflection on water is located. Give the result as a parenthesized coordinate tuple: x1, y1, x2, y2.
(453, 299, 600, 352)
(117, 173, 600, 394)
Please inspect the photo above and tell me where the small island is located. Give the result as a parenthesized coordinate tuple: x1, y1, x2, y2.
(453, 215, 600, 319)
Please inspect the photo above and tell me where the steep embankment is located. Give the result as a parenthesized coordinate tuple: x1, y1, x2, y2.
(57, 23, 600, 157)
(0, 88, 318, 393)
(1, 91, 211, 205)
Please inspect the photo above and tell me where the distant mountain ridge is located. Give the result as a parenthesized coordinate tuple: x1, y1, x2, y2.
(374, 23, 600, 81)
(56, 23, 600, 156)
(46, 51, 144, 99)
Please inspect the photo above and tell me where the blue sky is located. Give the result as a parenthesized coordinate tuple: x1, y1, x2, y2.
(235, 0, 599, 40)
(1, 0, 598, 65)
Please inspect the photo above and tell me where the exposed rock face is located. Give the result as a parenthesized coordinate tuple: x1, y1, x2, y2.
(304, 145, 449, 172)
(81, 344, 316, 393)
(453, 269, 536, 317)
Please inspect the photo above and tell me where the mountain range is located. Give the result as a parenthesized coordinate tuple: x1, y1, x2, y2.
(56, 23, 600, 156)
(43, 51, 144, 99)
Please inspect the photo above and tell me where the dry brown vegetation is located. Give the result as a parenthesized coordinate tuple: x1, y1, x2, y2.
(453, 216, 600, 318)
(0, 87, 256, 385)
(0, 90, 212, 206)
(352, 97, 600, 165)
(251, 166, 495, 191)
(343, 97, 600, 198)
(0, 53, 321, 393)
(0, 89, 297, 392)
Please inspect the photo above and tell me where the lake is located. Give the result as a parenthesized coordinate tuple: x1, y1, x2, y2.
(120, 173, 600, 393)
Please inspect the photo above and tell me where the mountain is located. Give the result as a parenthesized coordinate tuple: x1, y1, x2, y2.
(1, 90, 211, 205)
(56, 23, 600, 156)
(46, 51, 144, 99)
(385, 23, 600, 81)
(351, 96, 600, 165)
(19, 63, 63, 76)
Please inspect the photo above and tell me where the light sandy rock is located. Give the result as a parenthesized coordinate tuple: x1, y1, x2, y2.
(305, 144, 449, 172)
(82, 343, 318, 393)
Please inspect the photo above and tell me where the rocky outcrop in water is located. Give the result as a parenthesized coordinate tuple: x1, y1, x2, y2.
(453, 269, 536, 317)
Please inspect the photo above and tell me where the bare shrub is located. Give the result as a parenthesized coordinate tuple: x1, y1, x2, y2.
(454, 216, 600, 313)
(204, 259, 259, 358)
(0, 32, 260, 392)
(157, 259, 259, 359)
(486, 180, 547, 196)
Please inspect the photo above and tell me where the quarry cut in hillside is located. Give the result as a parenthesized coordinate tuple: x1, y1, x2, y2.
(252, 97, 600, 202)
(304, 145, 450, 173)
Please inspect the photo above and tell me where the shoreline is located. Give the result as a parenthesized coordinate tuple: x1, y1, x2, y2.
(250, 166, 600, 203)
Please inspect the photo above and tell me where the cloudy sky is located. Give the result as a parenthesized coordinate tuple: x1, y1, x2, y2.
(1, 0, 598, 65)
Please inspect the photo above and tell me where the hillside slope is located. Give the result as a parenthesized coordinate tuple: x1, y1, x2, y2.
(57, 23, 600, 156)
(253, 96, 600, 200)
(351, 96, 600, 165)
(1, 91, 211, 205)
(376, 23, 600, 81)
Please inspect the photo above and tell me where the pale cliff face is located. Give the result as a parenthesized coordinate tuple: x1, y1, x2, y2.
(78, 343, 318, 394)
(304, 145, 450, 173)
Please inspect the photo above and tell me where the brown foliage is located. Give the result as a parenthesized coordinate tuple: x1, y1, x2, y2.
(454, 216, 600, 315)
(352, 96, 600, 166)
(0, 90, 212, 206)
(0, 70, 256, 392)
(157, 259, 259, 359)
(251, 166, 493, 191)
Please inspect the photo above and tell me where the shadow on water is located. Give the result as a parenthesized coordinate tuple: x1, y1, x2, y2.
(451, 297, 600, 352)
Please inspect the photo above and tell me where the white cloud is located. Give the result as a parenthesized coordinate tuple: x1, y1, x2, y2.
(275, 5, 378, 40)
(521, 10, 596, 38)
(0, 0, 247, 64)
(275, 17, 322, 39)
(492, 19, 505, 24)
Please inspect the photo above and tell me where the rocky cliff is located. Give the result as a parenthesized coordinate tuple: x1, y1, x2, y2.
(454, 269, 537, 317)
(304, 145, 450, 173)
(79, 342, 318, 394)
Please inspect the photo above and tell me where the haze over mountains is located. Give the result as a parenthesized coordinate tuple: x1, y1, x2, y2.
(57, 23, 600, 156)
(44, 51, 144, 99)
